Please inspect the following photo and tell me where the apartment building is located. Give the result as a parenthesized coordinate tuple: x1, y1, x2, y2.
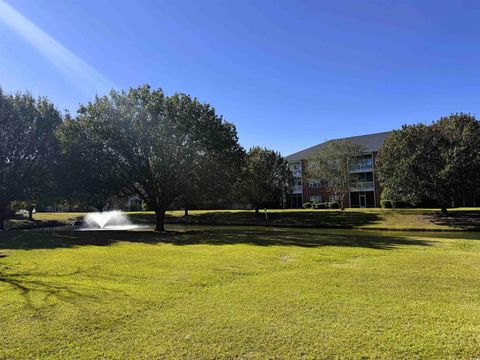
(285, 131, 391, 208)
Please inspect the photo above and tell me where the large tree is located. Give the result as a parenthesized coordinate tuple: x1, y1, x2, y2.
(305, 140, 366, 209)
(376, 113, 480, 215)
(0, 90, 62, 230)
(236, 147, 291, 214)
(64, 85, 243, 231)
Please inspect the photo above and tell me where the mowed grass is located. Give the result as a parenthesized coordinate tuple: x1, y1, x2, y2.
(1, 227, 480, 358)
(131, 208, 480, 231)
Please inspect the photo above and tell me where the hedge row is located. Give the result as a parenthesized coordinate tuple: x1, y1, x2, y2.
(302, 201, 340, 209)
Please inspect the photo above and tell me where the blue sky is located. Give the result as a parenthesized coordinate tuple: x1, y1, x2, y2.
(1, 0, 479, 155)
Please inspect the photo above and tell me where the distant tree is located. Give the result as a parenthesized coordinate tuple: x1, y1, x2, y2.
(0, 90, 62, 229)
(236, 147, 291, 215)
(376, 113, 480, 215)
(377, 124, 437, 207)
(306, 140, 366, 209)
(180, 149, 244, 216)
(69, 85, 243, 230)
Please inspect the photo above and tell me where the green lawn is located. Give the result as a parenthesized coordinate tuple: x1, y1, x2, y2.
(1, 227, 480, 358)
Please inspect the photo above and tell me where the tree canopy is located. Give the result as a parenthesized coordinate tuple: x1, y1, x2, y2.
(236, 147, 291, 214)
(0, 89, 62, 229)
(63, 85, 244, 230)
(57, 113, 125, 211)
(376, 113, 480, 214)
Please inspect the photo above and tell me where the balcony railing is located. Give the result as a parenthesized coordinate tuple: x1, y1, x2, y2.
(291, 185, 303, 194)
(349, 163, 373, 172)
(350, 181, 374, 191)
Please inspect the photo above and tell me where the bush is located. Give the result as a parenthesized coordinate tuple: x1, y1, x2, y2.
(302, 202, 312, 209)
(313, 202, 327, 209)
(329, 201, 340, 209)
(381, 199, 393, 208)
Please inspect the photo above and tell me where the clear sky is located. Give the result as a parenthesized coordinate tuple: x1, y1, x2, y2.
(1, 0, 479, 155)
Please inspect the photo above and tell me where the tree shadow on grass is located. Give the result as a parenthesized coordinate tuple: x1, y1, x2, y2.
(428, 211, 480, 230)
(0, 227, 433, 251)
(0, 228, 434, 310)
(0, 262, 128, 313)
(130, 210, 383, 228)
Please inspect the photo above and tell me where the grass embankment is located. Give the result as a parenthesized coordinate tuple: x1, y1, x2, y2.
(1, 228, 480, 358)
(126, 208, 480, 231)
(6, 212, 83, 230)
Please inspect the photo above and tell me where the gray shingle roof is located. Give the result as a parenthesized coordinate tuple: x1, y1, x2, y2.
(285, 131, 391, 161)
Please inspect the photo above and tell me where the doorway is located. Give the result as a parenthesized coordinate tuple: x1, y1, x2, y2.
(359, 194, 367, 208)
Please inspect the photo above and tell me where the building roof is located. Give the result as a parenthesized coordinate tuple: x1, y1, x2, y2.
(285, 131, 392, 161)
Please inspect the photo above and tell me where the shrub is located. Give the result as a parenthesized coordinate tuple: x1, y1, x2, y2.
(329, 201, 340, 209)
(381, 199, 393, 208)
(314, 202, 327, 209)
(302, 202, 312, 209)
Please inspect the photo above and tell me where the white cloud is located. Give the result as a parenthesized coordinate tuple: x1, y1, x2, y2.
(0, 0, 115, 95)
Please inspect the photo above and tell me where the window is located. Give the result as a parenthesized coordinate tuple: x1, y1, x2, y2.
(310, 195, 322, 202)
(309, 179, 321, 188)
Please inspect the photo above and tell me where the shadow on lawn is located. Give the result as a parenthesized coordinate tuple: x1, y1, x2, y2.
(0, 227, 433, 251)
(130, 210, 383, 228)
(0, 263, 118, 312)
(430, 211, 480, 230)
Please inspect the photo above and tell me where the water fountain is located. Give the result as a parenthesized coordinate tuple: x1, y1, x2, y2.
(82, 210, 141, 230)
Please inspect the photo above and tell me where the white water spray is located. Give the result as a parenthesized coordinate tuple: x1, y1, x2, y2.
(83, 210, 140, 230)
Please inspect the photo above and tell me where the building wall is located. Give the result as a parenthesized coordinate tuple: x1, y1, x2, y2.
(286, 152, 384, 208)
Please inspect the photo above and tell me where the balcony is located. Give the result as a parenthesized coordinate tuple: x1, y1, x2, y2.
(291, 185, 303, 194)
(350, 181, 374, 191)
(349, 163, 373, 173)
(292, 169, 302, 177)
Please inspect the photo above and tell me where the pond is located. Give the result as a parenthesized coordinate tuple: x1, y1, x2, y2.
(22, 222, 480, 243)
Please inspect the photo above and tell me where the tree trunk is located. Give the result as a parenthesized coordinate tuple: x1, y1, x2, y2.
(0, 202, 7, 231)
(184, 204, 189, 217)
(28, 206, 34, 221)
(155, 208, 166, 231)
(441, 207, 448, 217)
(254, 205, 259, 216)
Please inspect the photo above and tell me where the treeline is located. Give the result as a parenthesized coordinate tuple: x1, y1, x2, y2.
(377, 113, 480, 214)
(0, 86, 292, 231)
